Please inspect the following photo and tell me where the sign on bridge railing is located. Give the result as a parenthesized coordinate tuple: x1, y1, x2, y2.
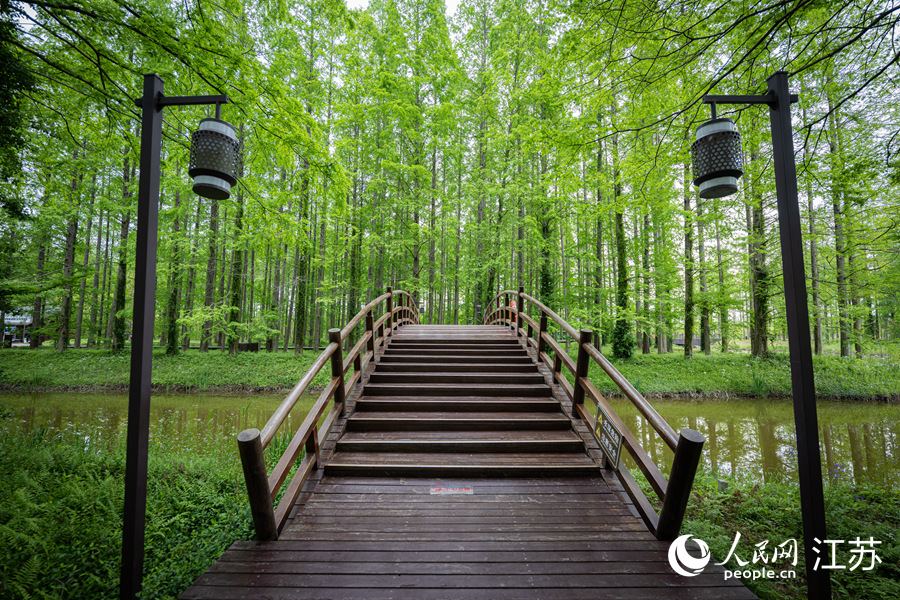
(594, 401, 623, 469)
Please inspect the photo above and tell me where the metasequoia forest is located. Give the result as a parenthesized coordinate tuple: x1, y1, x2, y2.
(1, 0, 898, 360)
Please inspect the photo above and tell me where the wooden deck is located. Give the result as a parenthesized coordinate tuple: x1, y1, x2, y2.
(181, 325, 754, 599)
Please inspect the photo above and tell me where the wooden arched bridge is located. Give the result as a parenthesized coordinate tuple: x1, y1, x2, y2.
(181, 288, 755, 599)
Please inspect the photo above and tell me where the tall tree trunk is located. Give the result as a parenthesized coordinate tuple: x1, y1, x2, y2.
(97, 210, 111, 344)
(109, 156, 134, 352)
(109, 210, 130, 352)
(227, 193, 244, 354)
(683, 155, 694, 359)
(802, 105, 823, 355)
(87, 207, 104, 347)
(749, 143, 769, 357)
(165, 189, 182, 355)
(827, 79, 850, 357)
(58, 160, 81, 352)
(697, 197, 710, 355)
(653, 211, 668, 354)
(200, 198, 219, 352)
(611, 116, 631, 360)
(714, 204, 728, 352)
(57, 215, 79, 351)
(293, 168, 311, 355)
(313, 206, 326, 352)
(217, 206, 229, 349)
(182, 198, 203, 350)
(30, 202, 48, 349)
(642, 213, 651, 354)
(75, 174, 96, 348)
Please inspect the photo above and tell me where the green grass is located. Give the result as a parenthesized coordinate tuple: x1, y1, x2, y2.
(675, 474, 900, 599)
(0, 347, 333, 392)
(3, 340, 899, 399)
(0, 426, 253, 599)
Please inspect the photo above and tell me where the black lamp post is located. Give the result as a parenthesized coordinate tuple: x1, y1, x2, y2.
(121, 73, 241, 600)
(691, 71, 829, 599)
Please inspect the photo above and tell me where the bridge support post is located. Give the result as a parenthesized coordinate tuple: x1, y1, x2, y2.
(329, 328, 347, 415)
(365, 311, 375, 355)
(516, 285, 524, 337)
(572, 329, 592, 407)
(237, 428, 277, 541)
(386, 286, 393, 336)
(536, 311, 548, 362)
(504, 294, 511, 329)
(656, 428, 705, 541)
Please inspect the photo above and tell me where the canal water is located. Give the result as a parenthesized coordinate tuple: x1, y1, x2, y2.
(1, 392, 897, 486)
(606, 396, 900, 487)
(0, 392, 310, 463)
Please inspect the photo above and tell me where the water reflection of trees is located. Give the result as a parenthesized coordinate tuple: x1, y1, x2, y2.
(9, 403, 285, 459)
(611, 400, 899, 487)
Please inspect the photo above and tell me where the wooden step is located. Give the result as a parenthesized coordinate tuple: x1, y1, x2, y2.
(375, 362, 539, 373)
(367, 373, 546, 385)
(381, 348, 526, 357)
(338, 430, 585, 442)
(345, 413, 573, 432)
(324, 454, 599, 478)
(387, 339, 521, 346)
(335, 438, 586, 453)
(362, 383, 551, 397)
(378, 354, 534, 364)
(354, 397, 561, 412)
(386, 343, 522, 351)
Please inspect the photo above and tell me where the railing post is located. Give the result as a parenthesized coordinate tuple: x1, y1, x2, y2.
(237, 428, 277, 541)
(504, 294, 511, 329)
(365, 311, 375, 355)
(572, 328, 592, 407)
(329, 328, 347, 415)
(657, 428, 705, 541)
(517, 285, 524, 337)
(536, 311, 547, 362)
(386, 286, 393, 336)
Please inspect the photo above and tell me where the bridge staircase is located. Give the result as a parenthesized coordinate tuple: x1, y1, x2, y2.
(180, 288, 755, 599)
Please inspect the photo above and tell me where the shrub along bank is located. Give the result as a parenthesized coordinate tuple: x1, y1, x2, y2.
(0, 424, 253, 599)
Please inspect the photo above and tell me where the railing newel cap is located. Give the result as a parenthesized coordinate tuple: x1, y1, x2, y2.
(237, 428, 260, 443)
(679, 428, 706, 445)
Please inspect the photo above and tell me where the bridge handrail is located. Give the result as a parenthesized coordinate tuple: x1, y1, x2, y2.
(484, 287, 703, 541)
(237, 287, 419, 540)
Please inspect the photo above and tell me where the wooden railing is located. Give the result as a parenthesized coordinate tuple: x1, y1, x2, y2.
(237, 287, 419, 540)
(484, 287, 704, 541)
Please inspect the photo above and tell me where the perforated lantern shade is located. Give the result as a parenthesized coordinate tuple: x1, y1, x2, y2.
(189, 118, 242, 200)
(691, 118, 743, 199)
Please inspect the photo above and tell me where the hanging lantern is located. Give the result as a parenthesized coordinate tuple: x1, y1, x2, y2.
(189, 117, 242, 200)
(691, 117, 743, 199)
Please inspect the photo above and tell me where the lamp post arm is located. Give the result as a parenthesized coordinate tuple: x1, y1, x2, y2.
(133, 94, 230, 109)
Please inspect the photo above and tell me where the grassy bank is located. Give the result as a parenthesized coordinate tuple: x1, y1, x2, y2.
(3, 345, 899, 400)
(0, 347, 331, 392)
(677, 474, 900, 599)
(0, 424, 254, 599)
